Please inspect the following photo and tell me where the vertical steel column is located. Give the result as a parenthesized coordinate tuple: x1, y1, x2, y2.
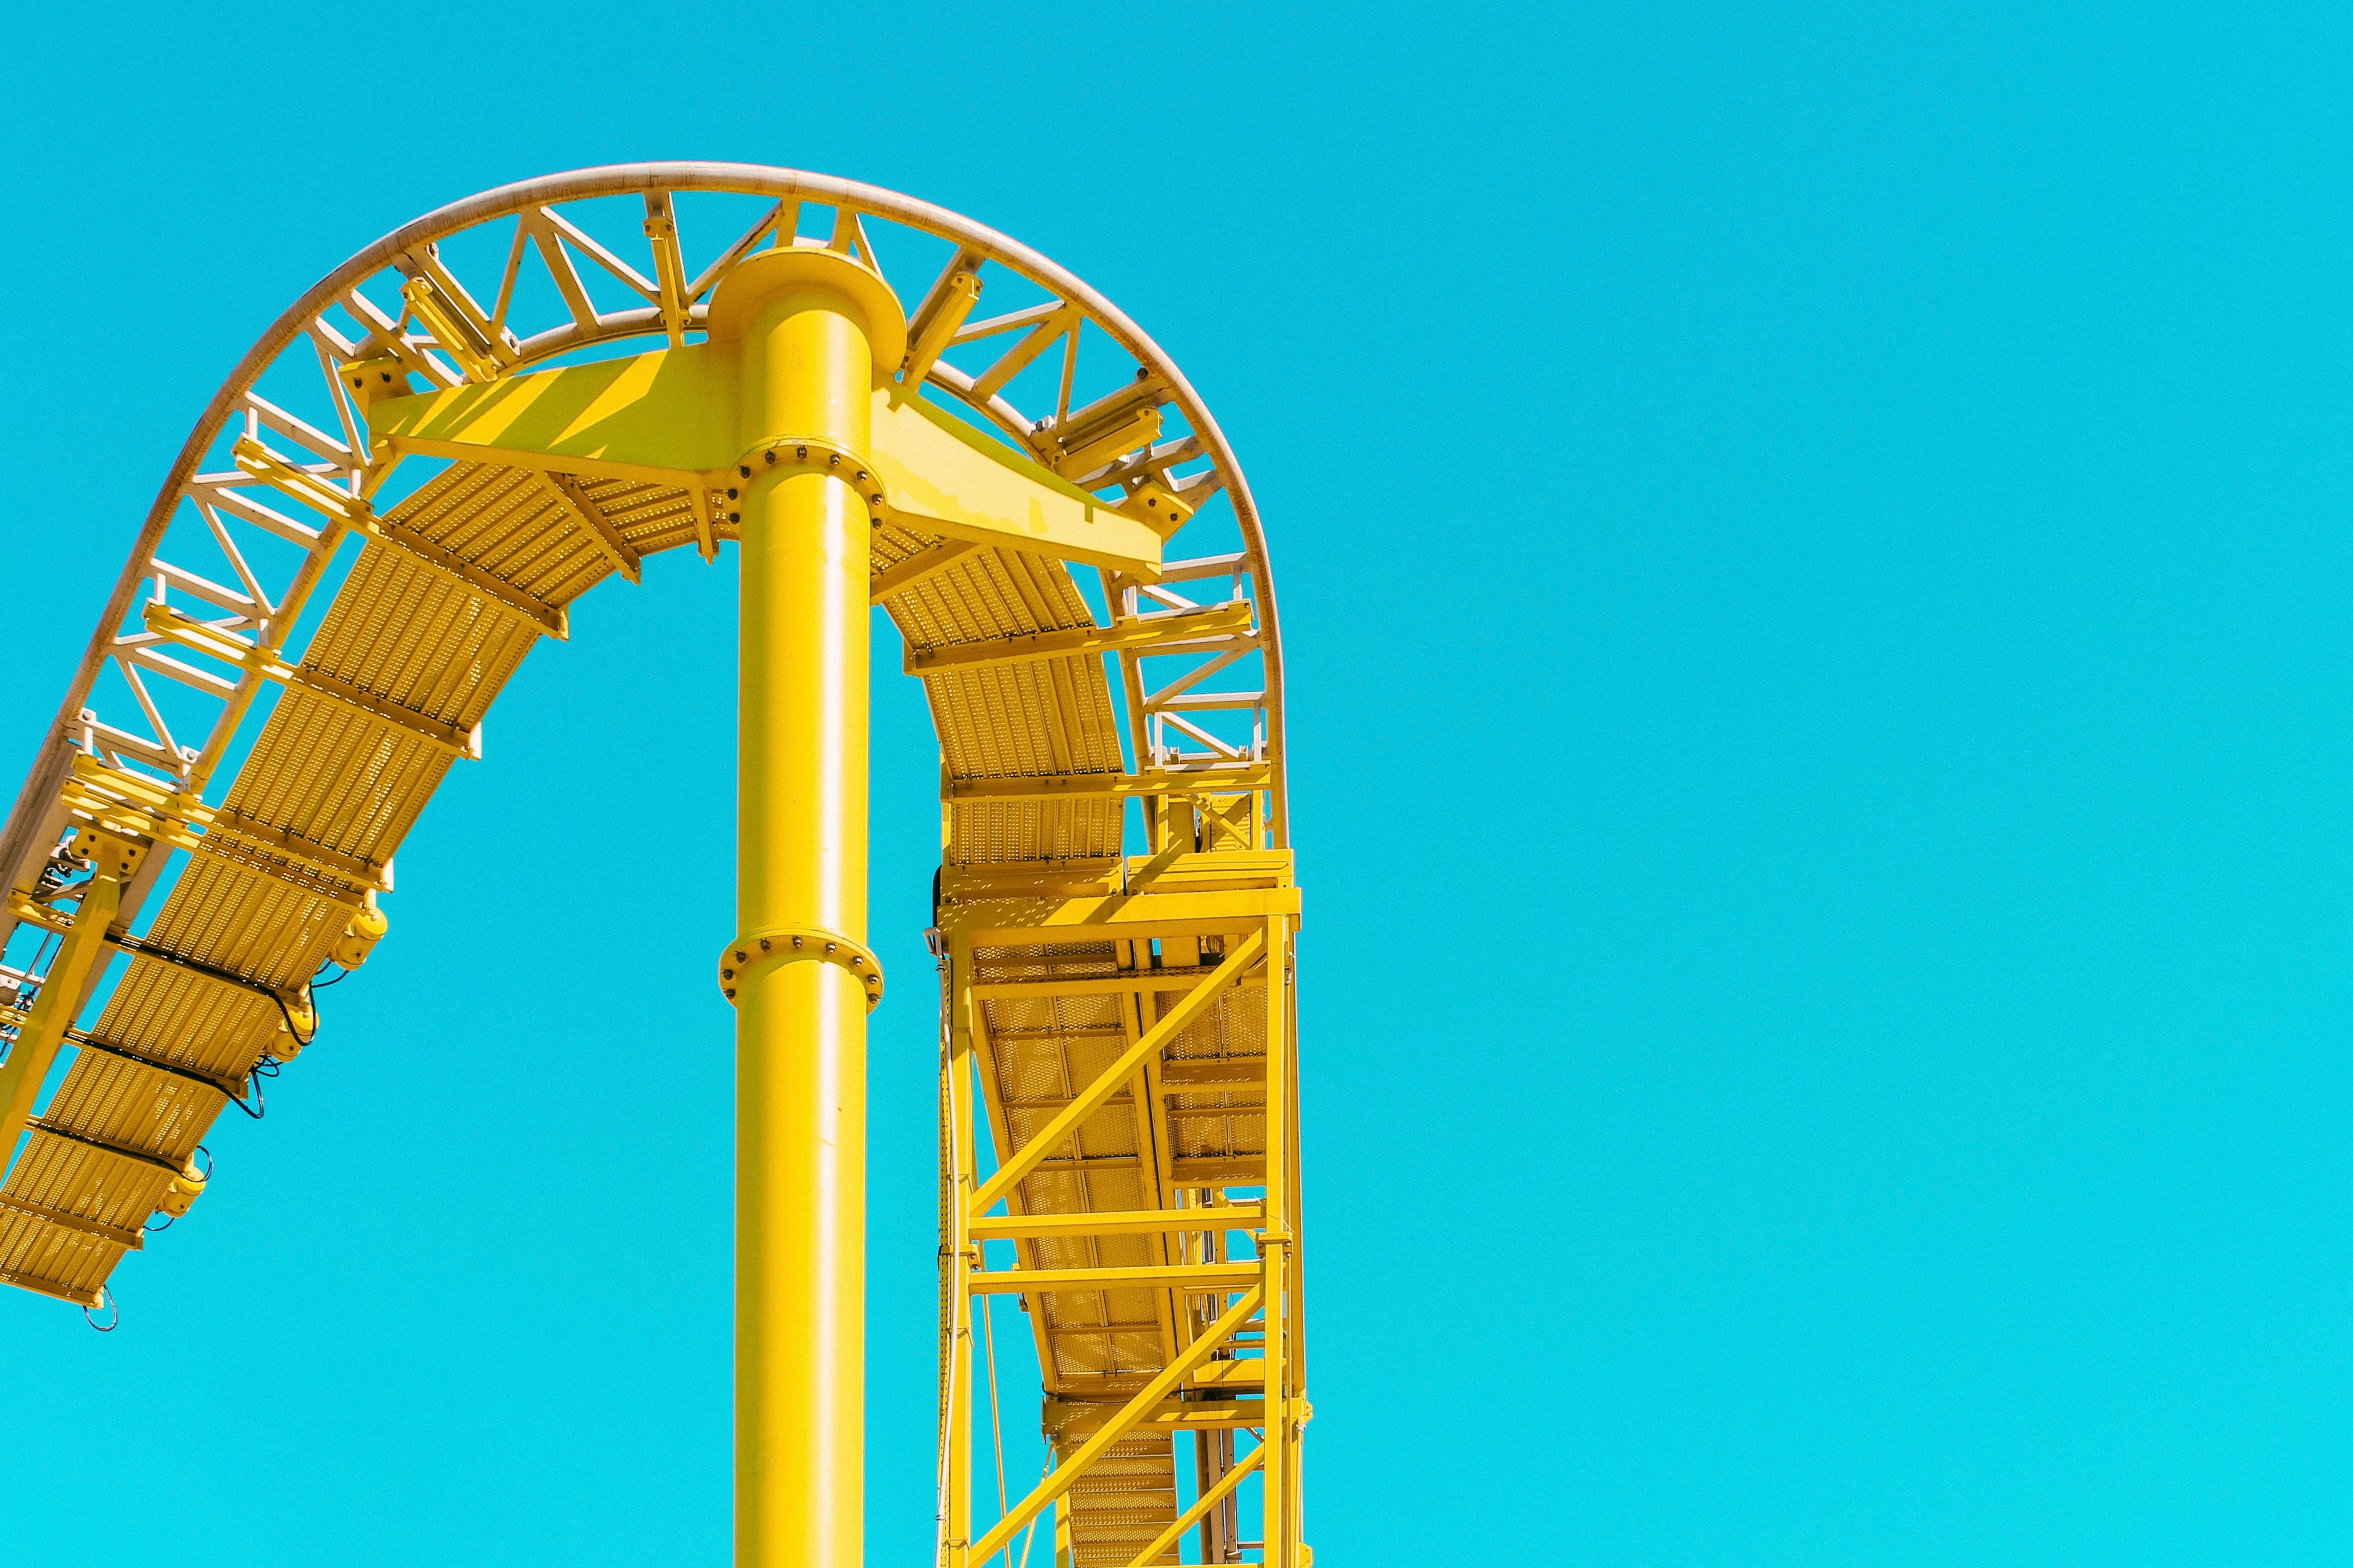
(944, 932, 976, 1567)
(1260, 912, 1292, 1568)
(726, 246, 902, 1568)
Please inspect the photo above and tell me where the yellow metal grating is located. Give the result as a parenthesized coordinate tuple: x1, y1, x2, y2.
(887, 547, 1128, 868)
(1056, 1432, 1183, 1566)
(0, 462, 586, 1304)
(4, 459, 1156, 1318)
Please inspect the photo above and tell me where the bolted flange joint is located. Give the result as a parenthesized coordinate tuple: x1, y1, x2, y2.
(718, 925, 884, 1012)
(712, 436, 890, 530)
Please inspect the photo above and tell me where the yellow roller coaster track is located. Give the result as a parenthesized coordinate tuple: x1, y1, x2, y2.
(0, 165, 1306, 1568)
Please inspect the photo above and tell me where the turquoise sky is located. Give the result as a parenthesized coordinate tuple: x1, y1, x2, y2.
(4, 3, 2352, 1564)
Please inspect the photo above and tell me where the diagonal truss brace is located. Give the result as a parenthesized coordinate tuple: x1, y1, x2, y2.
(968, 926, 1265, 1220)
(1126, 1444, 1264, 1568)
(964, 1285, 1266, 1567)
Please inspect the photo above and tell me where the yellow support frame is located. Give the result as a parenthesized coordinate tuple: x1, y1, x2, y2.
(362, 339, 1170, 578)
(0, 166, 1306, 1568)
(940, 849, 1306, 1568)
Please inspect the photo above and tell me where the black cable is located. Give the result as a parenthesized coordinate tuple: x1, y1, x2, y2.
(272, 986, 316, 1047)
(68, 1031, 262, 1119)
(222, 1073, 264, 1120)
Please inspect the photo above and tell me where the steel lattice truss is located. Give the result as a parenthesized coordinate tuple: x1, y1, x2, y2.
(0, 164, 1306, 1568)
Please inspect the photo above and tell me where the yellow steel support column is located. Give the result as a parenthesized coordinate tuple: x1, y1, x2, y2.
(724, 247, 906, 1568)
(1260, 911, 1293, 1568)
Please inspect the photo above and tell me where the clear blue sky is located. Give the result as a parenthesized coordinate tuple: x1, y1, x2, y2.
(4, 3, 2352, 1564)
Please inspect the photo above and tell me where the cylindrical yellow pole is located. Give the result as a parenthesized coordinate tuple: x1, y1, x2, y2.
(719, 245, 904, 1568)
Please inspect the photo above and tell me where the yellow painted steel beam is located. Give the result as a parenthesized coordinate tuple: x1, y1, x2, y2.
(6, 895, 73, 937)
(966, 1262, 1262, 1295)
(866, 393, 1164, 575)
(362, 336, 1167, 578)
(356, 337, 741, 477)
(1045, 1399, 1270, 1436)
(27, 1116, 192, 1175)
(68, 1029, 250, 1101)
(901, 264, 980, 387)
(402, 276, 504, 382)
(968, 927, 1265, 1220)
(904, 601, 1252, 677)
(943, 763, 1272, 804)
(1261, 910, 1298, 1568)
(960, 887, 1300, 944)
(942, 927, 978, 1567)
(1158, 1059, 1270, 1087)
(54, 785, 367, 909)
(0, 1192, 144, 1251)
(542, 471, 642, 583)
(969, 1205, 1264, 1240)
(969, 972, 1268, 1000)
(353, 514, 570, 639)
(868, 538, 975, 602)
(936, 847, 1294, 903)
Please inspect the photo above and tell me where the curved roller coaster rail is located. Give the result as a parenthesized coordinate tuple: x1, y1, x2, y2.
(0, 165, 1308, 1567)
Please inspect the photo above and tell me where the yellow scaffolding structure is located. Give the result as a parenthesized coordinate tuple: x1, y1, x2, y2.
(0, 165, 1306, 1568)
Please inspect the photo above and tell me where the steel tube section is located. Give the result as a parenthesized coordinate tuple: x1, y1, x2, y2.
(730, 248, 897, 1568)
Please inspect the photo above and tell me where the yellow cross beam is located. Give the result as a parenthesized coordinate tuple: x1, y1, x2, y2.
(361, 310, 1168, 579)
